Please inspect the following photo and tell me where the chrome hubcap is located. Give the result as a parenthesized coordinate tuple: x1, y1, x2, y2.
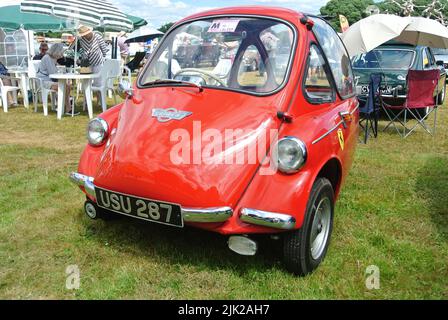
(310, 197, 331, 260)
(85, 203, 97, 219)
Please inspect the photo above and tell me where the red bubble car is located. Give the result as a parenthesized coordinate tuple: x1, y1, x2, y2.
(70, 6, 359, 276)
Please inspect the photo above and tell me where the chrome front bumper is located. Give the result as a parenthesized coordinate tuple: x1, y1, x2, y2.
(69, 173, 232, 223)
(240, 208, 296, 230)
(70, 172, 296, 229)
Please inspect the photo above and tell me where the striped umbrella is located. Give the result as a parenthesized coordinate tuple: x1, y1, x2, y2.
(21, 0, 133, 32)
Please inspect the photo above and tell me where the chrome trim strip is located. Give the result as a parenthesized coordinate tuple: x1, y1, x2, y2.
(240, 208, 296, 230)
(312, 120, 344, 145)
(312, 103, 359, 145)
(182, 207, 233, 223)
(69, 172, 233, 223)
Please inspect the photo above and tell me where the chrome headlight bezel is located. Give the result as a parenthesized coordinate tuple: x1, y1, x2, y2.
(274, 136, 307, 174)
(87, 118, 109, 147)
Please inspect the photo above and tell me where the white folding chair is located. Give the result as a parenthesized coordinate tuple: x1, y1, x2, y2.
(0, 77, 20, 113)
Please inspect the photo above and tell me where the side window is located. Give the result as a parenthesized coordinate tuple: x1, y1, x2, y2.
(423, 48, 431, 69)
(311, 17, 355, 99)
(427, 48, 436, 66)
(304, 44, 334, 103)
(237, 45, 267, 88)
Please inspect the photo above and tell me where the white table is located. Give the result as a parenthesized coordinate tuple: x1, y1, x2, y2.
(8, 68, 29, 109)
(49, 73, 100, 120)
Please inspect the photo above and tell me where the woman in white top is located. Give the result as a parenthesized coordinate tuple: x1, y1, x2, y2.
(37, 43, 72, 114)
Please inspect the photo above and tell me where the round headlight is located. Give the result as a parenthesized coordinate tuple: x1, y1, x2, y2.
(87, 118, 109, 146)
(274, 137, 307, 174)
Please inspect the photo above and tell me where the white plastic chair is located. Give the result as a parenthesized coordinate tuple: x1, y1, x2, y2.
(91, 60, 121, 112)
(0, 77, 20, 113)
(106, 59, 122, 104)
(28, 60, 57, 116)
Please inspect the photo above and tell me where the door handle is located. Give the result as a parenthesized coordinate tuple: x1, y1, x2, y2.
(339, 111, 353, 129)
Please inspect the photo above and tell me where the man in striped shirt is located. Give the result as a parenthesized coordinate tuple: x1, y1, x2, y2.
(78, 25, 109, 86)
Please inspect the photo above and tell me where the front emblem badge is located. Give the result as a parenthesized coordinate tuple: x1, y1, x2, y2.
(152, 108, 193, 123)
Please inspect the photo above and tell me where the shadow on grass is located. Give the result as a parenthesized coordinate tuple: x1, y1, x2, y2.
(416, 155, 448, 241)
(81, 211, 285, 275)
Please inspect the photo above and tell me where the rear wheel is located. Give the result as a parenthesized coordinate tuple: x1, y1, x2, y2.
(283, 178, 334, 276)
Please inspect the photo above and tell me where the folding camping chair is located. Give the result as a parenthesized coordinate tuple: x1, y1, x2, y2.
(126, 52, 146, 73)
(382, 69, 440, 138)
(358, 73, 383, 144)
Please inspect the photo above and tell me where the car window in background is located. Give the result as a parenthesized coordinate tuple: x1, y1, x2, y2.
(304, 44, 334, 103)
(310, 17, 354, 99)
(422, 48, 430, 69)
(352, 49, 415, 70)
(432, 48, 448, 55)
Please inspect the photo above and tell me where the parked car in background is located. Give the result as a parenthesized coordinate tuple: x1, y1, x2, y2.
(352, 43, 446, 116)
(70, 7, 359, 276)
(433, 48, 448, 73)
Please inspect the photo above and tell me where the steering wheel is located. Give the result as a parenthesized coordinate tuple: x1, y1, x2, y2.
(174, 68, 227, 87)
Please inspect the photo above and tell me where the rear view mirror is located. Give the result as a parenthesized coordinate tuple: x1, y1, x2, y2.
(436, 60, 445, 67)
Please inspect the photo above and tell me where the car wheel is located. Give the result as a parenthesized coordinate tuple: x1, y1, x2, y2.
(84, 200, 118, 221)
(437, 84, 446, 105)
(283, 178, 334, 276)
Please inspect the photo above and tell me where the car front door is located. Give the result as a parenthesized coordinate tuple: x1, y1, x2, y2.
(308, 18, 359, 173)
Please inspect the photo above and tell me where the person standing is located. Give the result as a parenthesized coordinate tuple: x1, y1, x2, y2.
(117, 31, 130, 66)
(33, 42, 49, 61)
(77, 25, 108, 85)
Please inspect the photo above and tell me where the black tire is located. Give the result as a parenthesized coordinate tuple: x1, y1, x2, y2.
(437, 84, 446, 105)
(84, 200, 118, 221)
(283, 178, 335, 276)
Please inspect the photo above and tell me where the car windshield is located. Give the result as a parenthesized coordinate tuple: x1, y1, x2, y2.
(139, 17, 295, 94)
(352, 49, 415, 70)
(433, 48, 448, 55)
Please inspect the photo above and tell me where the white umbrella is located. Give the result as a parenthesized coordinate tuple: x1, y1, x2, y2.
(341, 14, 409, 57)
(21, 0, 133, 31)
(125, 26, 163, 44)
(394, 16, 448, 48)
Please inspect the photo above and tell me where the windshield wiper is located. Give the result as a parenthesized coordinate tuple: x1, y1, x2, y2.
(143, 79, 203, 92)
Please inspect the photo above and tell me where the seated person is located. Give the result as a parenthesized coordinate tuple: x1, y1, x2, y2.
(33, 42, 49, 61)
(37, 43, 73, 114)
(0, 60, 16, 106)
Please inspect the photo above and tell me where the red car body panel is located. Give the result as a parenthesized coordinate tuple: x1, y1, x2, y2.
(76, 6, 359, 235)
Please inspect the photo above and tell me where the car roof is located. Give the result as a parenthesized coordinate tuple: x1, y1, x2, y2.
(176, 6, 304, 26)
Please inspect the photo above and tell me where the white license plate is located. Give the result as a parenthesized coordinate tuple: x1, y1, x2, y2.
(95, 187, 184, 228)
(357, 85, 392, 95)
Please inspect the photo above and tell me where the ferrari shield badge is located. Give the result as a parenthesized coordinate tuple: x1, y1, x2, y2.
(337, 129, 345, 150)
(152, 108, 193, 123)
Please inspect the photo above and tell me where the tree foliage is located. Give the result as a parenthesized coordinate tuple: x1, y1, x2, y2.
(320, 0, 448, 31)
(320, 0, 375, 30)
(158, 22, 175, 34)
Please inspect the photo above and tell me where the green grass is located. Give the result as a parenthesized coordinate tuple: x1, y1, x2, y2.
(0, 94, 447, 300)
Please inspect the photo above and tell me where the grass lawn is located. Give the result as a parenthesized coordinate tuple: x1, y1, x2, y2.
(0, 92, 447, 300)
